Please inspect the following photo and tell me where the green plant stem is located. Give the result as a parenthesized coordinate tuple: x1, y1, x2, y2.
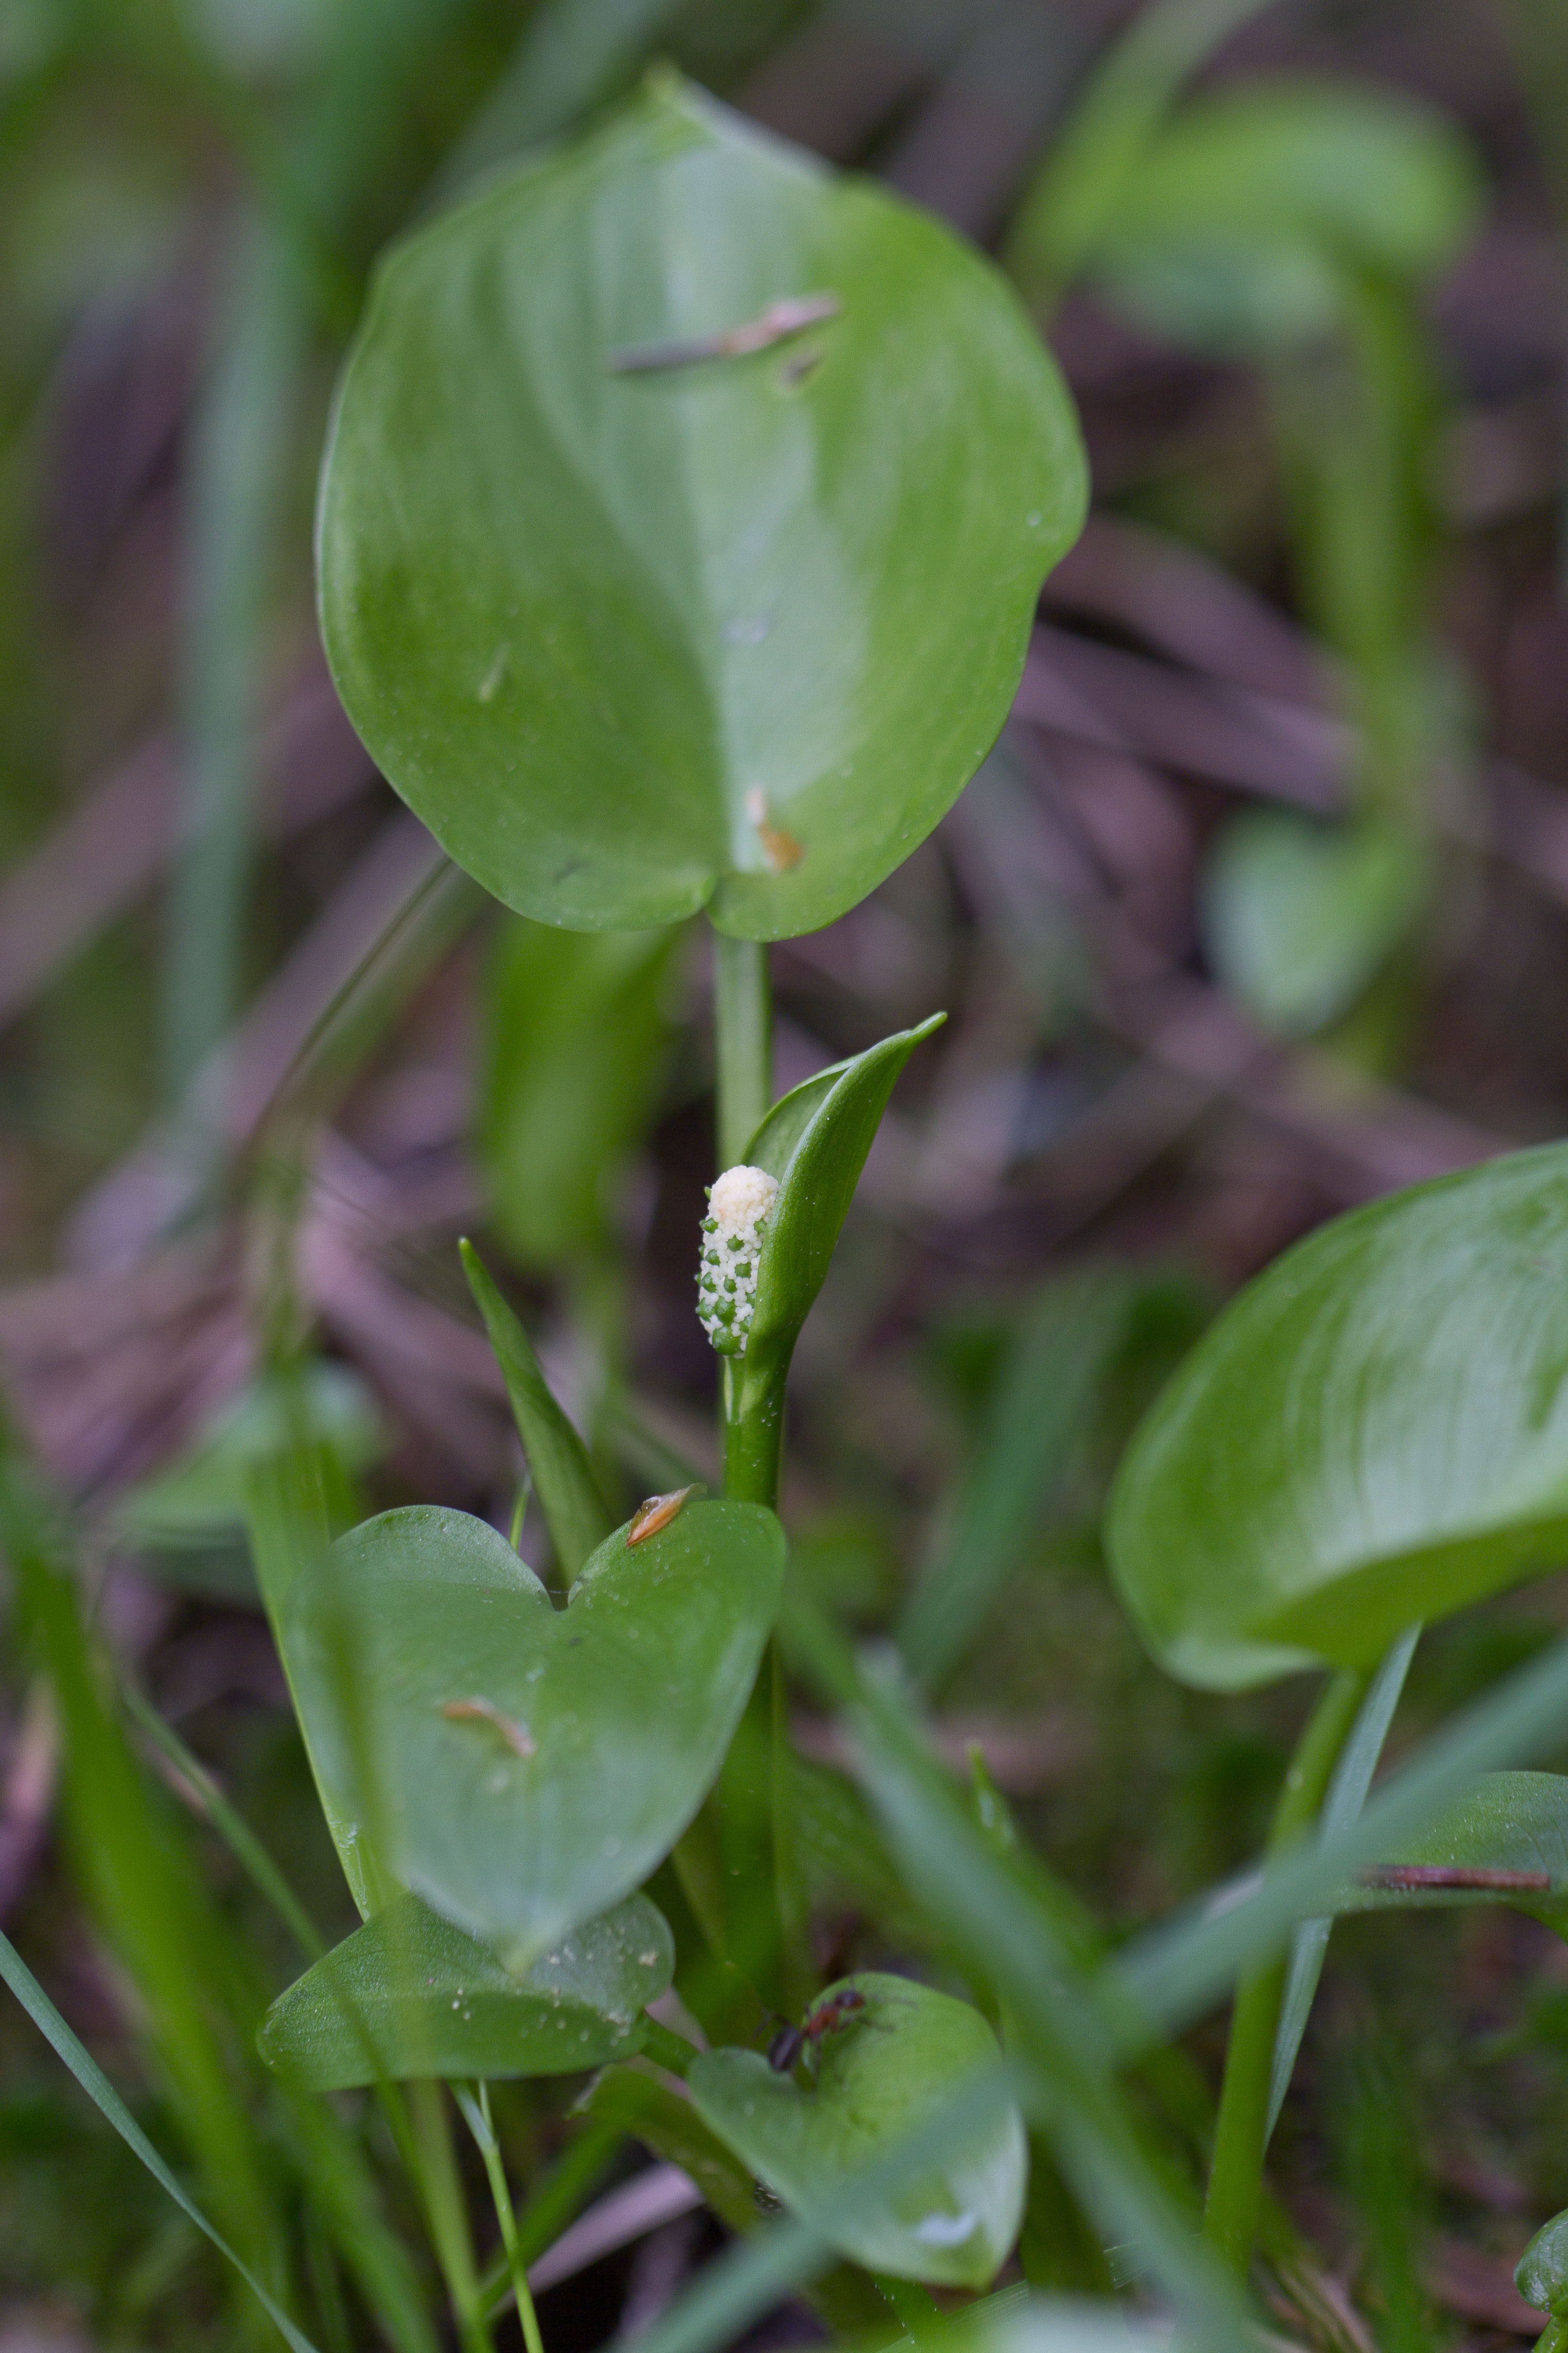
(408, 2078, 494, 2353)
(1534, 2317, 1568, 2352)
(722, 1357, 785, 1507)
(1201, 1665, 1371, 2275)
(638, 2015, 699, 2076)
(712, 929, 772, 1171)
(479, 2120, 625, 2318)
(456, 2084, 545, 2353)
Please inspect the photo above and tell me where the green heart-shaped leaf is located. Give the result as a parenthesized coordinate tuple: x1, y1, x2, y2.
(280, 1497, 784, 1966)
(258, 1889, 673, 2088)
(1202, 812, 1425, 1039)
(1108, 1143, 1568, 1689)
(688, 1974, 1025, 2288)
(317, 73, 1085, 941)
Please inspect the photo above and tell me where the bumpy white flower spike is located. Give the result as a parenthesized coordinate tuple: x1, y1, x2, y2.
(697, 1164, 779, 1356)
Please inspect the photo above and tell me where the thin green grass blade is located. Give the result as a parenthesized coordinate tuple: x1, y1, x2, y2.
(0, 1924, 320, 2353)
(1006, 0, 1285, 305)
(122, 1682, 326, 1962)
(164, 206, 305, 1139)
(1117, 1624, 1568, 2036)
(434, 0, 692, 197)
(781, 1597, 1247, 2342)
(460, 1240, 614, 1576)
(897, 1273, 1134, 1689)
(1265, 1625, 1420, 2139)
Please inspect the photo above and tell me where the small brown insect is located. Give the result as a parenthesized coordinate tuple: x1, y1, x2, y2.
(440, 1699, 536, 1758)
(767, 1984, 870, 2074)
(1358, 1864, 1551, 1893)
(627, 1485, 700, 1546)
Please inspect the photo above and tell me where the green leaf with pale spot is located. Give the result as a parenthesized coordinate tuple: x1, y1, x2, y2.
(278, 1497, 784, 1968)
(258, 1889, 673, 2088)
(688, 1974, 1025, 2288)
(317, 72, 1085, 941)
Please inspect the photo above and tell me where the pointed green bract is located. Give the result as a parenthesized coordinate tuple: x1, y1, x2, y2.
(258, 1890, 673, 2088)
(317, 75, 1085, 941)
(278, 1498, 784, 1968)
(461, 1239, 613, 1576)
(742, 1015, 944, 1372)
(688, 1975, 1025, 2290)
(1108, 1144, 1568, 1689)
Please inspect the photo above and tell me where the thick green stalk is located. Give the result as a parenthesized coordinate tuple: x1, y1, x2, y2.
(712, 930, 773, 1172)
(1535, 2319, 1568, 2352)
(1202, 1665, 1371, 2274)
(722, 1357, 785, 1507)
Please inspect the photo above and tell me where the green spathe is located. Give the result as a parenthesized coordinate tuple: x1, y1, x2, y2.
(689, 1974, 1025, 2289)
(258, 1888, 673, 2088)
(317, 73, 1085, 941)
(279, 1497, 784, 1968)
(1108, 1143, 1568, 1689)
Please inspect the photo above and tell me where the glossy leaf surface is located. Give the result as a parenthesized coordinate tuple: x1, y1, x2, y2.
(1202, 811, 1424, 1039)
(461, 1241, 613, 1577)
(258, 1889, 672, 2088)
(1108, 1144, 1568, 1689)
(688, 1974, 1025, 2288)
(318, 74, 1085, 940)
(279, 1497, 784, 1966)
(480, 920, 684, 1267)
(1090, 79, 1481, 354)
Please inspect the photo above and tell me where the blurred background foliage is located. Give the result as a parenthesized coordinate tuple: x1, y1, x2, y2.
(5, 0, 1568, 2346)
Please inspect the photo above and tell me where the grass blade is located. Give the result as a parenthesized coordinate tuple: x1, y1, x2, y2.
(461, 1240, 614, 1576)
(0, 1924, 322, 2353)
(1265, 1626, 1420, 2138)
(122, 1680, 327, 1963)
(897, 1273, 1134, 1689)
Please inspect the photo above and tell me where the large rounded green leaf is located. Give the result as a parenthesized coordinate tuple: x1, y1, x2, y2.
(280, 1497, 784, 1968)
(317, 73, 1085, 940)
(258, 1888, 673, 2088)
(1090, 79, 1481, 356)
(1108, 1144, 1568, 1690)
(688, 1974, 1025, 2289)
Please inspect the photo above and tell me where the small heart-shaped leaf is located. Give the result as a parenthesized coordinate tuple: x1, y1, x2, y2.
(688, 1974, 1025, 2288)
(280, 1497, 784, 1967)
(1108, 1143, 1568, 1689)
(258, 1890, 673, 2088)
(317, 74, 1085, 941)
